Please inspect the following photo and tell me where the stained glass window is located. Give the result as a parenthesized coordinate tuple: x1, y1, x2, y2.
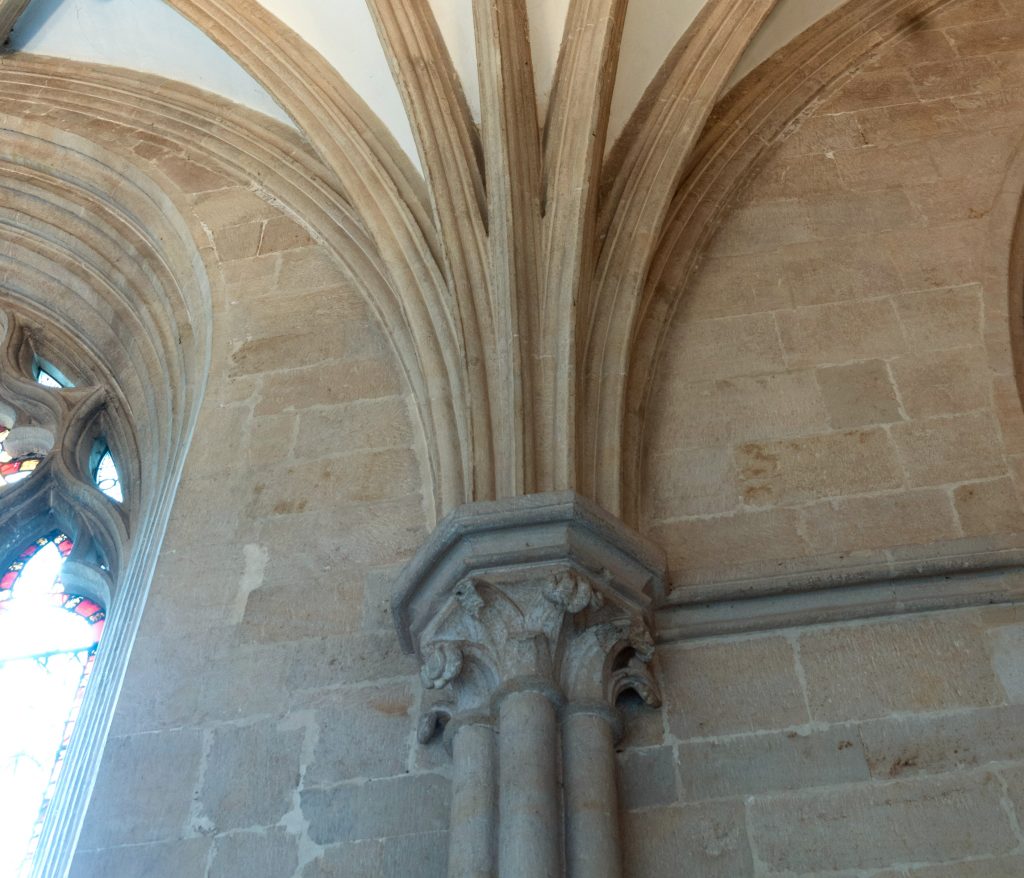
(94, 449, 123, 503)
(0, 425, 43, 487)
(0, 533, 105, 877)
(33, 359, 70, 389)
(35, 369, 62, 389)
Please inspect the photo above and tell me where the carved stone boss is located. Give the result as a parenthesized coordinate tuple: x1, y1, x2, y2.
(393, 492, 667, 878)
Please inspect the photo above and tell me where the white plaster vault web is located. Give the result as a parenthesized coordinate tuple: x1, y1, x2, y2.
(11, 0, 851, 173)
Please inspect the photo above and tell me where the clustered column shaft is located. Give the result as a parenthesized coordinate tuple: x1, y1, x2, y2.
(392, 493, 667, 878)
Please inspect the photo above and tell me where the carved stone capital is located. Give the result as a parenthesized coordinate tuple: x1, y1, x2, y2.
(393, 492, 667, 737)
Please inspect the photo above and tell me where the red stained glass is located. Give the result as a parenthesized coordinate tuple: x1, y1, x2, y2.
(0, 426, 45, 487)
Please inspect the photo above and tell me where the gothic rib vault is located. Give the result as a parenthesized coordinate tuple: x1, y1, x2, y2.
(4, 0, 1024, 875)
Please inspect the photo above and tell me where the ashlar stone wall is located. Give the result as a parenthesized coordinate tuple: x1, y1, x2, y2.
(65, 153, 442, 876)
(624, 0, 1024, 875)
(646, 0, 1024, 587)
(34, 0, 1024, 875)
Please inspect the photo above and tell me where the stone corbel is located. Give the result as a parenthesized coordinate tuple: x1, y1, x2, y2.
(393, 492, 667, 878)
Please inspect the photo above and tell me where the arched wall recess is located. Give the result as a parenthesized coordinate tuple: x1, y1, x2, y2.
(0, 121, 213, 878)
(624, 0, 961, 525)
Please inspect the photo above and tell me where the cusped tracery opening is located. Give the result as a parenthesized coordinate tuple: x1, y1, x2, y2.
(0, 532, 105, 877)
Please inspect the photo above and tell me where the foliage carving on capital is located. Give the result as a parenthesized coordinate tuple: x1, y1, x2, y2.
(415, 567, 659, 738)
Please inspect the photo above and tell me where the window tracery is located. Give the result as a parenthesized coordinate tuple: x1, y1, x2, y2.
(0, 314, 128, 877)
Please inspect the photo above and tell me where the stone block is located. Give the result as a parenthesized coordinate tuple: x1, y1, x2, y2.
(999, 764, 1024, 828)
(887, 223, 983, 290)
(907, 855, 1024, 877)
(705, 199, 813, 256)
(301, 774, 450, 845)
(835, 141, 938, 190)
(946, 15, 1024, 57)
(774, 111, 866, 157)
(954, 477, 1024, 537)
(816, 359, 903, 429)
(255, 358, 403, 416)
(781, 235, 903, 307)
(201, 720, 303, 831)
(776, 298, 906, 367)
(294, 397, 413, 458)
(275, 246, 345, 295)
(303, 832, 448, 878)
(305, 681, 415, 785)
(255, 498, 428, 568)
(259, 216, 314, 254)
(675, 250, 792, 320)
(192, 188, 280, 229)
(659, 313, 785, 383)
(748, 772, 1016, 873)
(623, 800, 752, 878)
(651, 507, 809, 578)
(800, 488, 960, 555)
(283, 632, 418, 694)
(648, 370, 829, 451)
(855, 99, 962, 148)
(909, 57, 1002, 101)
(646, 445, 740, 519)
(734, 428, 903, 507)
(890, 346, 990, 418)
(248, 448, 422, 517)
(928, 128, 1019, 179)
(213, 221, 262, 262)
(677, 725, 870, 802)
(617, 746, 678, 811)
(71, 838, 211, 878)
(824, 68, 920, 113)
(660, 636, 808, 739)
(799, 614, 1004, 723)
(987, 623, 1024, 702)
(891, 412, 1006, 487)
(906, 172, 1004, 225)
(747, 152, 845, 200)
(860, 705, 1024, 780)
(804, 188, 920, 240)
(893, 284, 983, 350)
(77, 728, 202, 849)
(240, 575, 364, 642)
(209, 829, 300, 878)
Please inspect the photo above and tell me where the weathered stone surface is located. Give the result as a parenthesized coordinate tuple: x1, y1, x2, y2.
(776, 299, 906, 367)
(987, 623, 1024, 702)
(860, 705, 1024, 780)
(77, 729, 202, 849)
(648, 445, 739, 518)
(70, 838, 211, 878)
(618, 746, 678, 811)
(891, 412, 1006, 487)
(734, 428, 902, 507)
(209, 829, 300, 878)
(800, 615, 1005, 722)
(816, 359, 903, 429)
(661, 636, 808, 739)
(201, 721, 303, 831)
(623, 800, 753, 878)
(301, 774, 450, 845)
(954, 477, 1024, 537)
(302, 832, 448, 878)
(677, 726, 870, 802)
(305, 682, 415, 785)
(800, 488, 960, 555)
(907, 856, 1024, 877)
(748, 772, 1017, 873)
